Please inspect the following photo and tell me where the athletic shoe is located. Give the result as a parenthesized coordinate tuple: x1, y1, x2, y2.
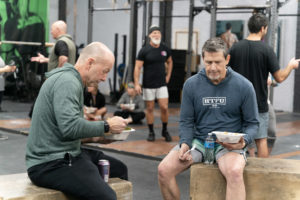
(147, 131, 155, 141)
(162, 131, 172, 142)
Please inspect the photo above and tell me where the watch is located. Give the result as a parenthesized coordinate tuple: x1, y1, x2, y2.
(104, 120, 110, 133)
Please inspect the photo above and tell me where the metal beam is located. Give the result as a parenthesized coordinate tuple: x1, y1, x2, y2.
(92, 8, 131, 11)
(58, 0, 67, 21)
(87, 0, 94, 43)
(126, 0, 138, 83)
(268, 0, 279, 104)
(186, 0, 194, 78)
(210, 0, 217, 38)
(113, 33, 118, 93)
(217, 5, 270, 10)
(293, 0, 300, 112)
(148, 1, 153, 28)
(159, 1, 172, 48)
(279, 14, 300, 17)
(269, 0, 278, 50)
(142, 0, 147, 45)
(0, 40, 54, 47)
(152, 15, 189, 18)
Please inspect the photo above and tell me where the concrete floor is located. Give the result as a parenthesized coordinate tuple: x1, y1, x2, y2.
(1, 99, 300, 199)
(0, 100, 189, 200)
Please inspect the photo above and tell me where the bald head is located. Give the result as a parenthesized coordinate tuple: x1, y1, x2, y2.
(51, 20, 67, 39)
(78, 42, 115, 65)
(76, 42, 115, 86)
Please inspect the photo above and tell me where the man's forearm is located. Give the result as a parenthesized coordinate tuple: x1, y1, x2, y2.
(167, 64, 173, 77)
(274, 65, 293, 83)
(0, 65, 15, 74)
(134, 67, 140, 85)
(58, 56, 68, 67)
(273, 57, 300, 83)
(0, 67, 8, 74)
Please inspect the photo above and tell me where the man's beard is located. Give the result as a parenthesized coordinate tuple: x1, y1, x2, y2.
(151, 38, 161, 45)
(207, 73, 220, 81)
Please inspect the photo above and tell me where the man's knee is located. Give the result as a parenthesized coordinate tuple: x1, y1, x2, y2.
(160, 104, 168, 113)
(224, 166, 244, 183)
(118, 162, 128, 180)
(110, 160, 128, 181)
(90, 187, 117, 200)
(146, 106, 154, 113)
(158, 156, 183, 182)
(158, 162, 167, 178)
(158, 161, 173, 182)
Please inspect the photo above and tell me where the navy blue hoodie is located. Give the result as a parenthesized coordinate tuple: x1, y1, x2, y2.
(179, 67, 259, 148)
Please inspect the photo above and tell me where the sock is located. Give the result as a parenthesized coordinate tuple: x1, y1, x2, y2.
(148, 124, 154, 132)
(162, 123, 168, 132)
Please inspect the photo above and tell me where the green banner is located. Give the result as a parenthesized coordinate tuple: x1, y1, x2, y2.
(0, 0, 48, 99)
(0, 0, 48, 62)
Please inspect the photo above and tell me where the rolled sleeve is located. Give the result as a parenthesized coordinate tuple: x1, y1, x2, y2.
(53, 81, 104, 140)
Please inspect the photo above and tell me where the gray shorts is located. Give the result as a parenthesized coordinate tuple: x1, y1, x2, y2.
(267, 103, 276, 148)
(172, 139, 246, 163)
(248, 108, 274, 148)
(255, 112, 269, 139)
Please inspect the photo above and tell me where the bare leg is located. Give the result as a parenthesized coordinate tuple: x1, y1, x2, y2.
(126, 116, 133, 123)
(255, 138, 268, 158)
(145, 100, 155, 124)
(95, 107, 107, 120)
(158, 150, 193, 200)
(218, 152, 246, 200)
(247, 147, 256, 157)
(157, 98, 169, 123)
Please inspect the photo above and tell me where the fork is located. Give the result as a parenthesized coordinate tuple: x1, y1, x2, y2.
(184, 145, 196, 156)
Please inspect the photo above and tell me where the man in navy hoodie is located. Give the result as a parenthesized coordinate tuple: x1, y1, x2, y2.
(158, 38, 259, 200)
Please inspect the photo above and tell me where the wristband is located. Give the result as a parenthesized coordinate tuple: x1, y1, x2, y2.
(103, 120, 110, 133)
(242, 140, 248, 149)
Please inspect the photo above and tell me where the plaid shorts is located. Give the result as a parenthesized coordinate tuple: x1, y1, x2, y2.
(172, 138, 246, 163)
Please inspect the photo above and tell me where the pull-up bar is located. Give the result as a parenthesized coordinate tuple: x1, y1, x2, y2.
(0, 40, 54, 47)
(217, 5, 270, 10)
(92, 7, 131, 12)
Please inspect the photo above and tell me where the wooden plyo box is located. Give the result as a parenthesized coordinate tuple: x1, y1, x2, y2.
(0, 173, 132, 200)
(190, 158, 300, 200)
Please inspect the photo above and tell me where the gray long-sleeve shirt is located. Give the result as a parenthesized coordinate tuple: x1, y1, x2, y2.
(116, 93, 145, 113)
(179, 67, 259, 148)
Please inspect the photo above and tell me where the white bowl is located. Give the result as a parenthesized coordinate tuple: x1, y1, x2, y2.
(85, 106, 97, 114)
(212, 131, 245, 143)
(123, 104, 135, 110)
(105, 128, 135, 141)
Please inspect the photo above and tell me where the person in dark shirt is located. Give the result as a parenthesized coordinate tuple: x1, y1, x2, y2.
(84, 82, 107, 120)
(134, 25, 173, 142)
(229, 13, 300, 158)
